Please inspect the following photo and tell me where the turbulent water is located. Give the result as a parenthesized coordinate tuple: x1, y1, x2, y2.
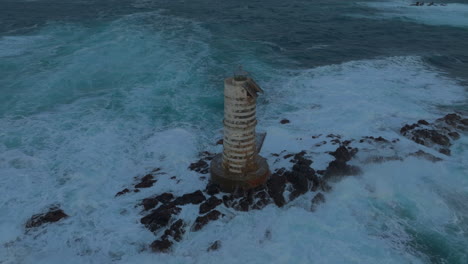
(1, 0, 468, 263)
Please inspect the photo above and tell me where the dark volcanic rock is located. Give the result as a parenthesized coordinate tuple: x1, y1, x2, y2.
(311, 192, 325, 211)
(26, 208, 68, 228)
(411, 129, 451, 147)
(448, 131, 460, 140)
(285, 170, 309, 201)
(199, 196, 223, 214)
(418, 119, 430, 125)
(439, 148, 451, 156)
(280, 119, 290, 124)
(266, 169, 287, 207)
(324, 146, 361, 180)
(401, 113, 467, 154)
(174, 190, 206, 206)
(142, 193, 175, 211)
(330, 146, 354, 162)
(205, 183, 221, 196)
(162, 219, 185, 242)
(115, 188, 130, 197)
(193, 210, 223, 231)
(135, 174, 157, 188)
(151, 238, 172, 253)
(324, 160, 361, 180)
(207, 240, 221, 251)
(141, 204, 181, 232)
(439, 113, 462, 126)
(189, 159, 209, 174)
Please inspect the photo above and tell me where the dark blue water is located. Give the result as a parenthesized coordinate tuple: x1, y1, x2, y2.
(1, 1, 468, 263)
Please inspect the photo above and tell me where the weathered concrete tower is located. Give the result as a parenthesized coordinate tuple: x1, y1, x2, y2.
(210, 70, 270, 192)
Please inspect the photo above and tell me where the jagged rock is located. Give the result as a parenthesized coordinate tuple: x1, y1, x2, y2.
(205, 183, 221, 196)
(409, 150, 443, 162)
(285, 170, 309, 201)
(418, 120, 429, 125)
(411, 129, 451, 147)
(280, 119, 290, 124)
(330, 146, 354, 162)
(318, 178, 332, 192)
(193, 210, 223, 231)
(142, 193, 174, 211)
(252, 190, 271, 210)
(266, 169, 287, 207)
(189, 159, 209, 174)
(199, 196, 223, 214)
(26, 208, 68, 228)
(151, 238, 172, 253)
(448, 131, 460, 140)
(438, 113, 462, 127)
(174, 190, 206, 206)
(207, 240, 221, 251)
(324, 160, 361, 179)
(115, 188, 130, 197)
(162, 219, 185, 242)
(141, 204, 181, 232)
(135, 174, 157, 188)
(311, 192, 325, 211)
(439, 148, 451, 156)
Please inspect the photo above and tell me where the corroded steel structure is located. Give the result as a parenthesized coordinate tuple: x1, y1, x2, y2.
(210, 73, 270, 192)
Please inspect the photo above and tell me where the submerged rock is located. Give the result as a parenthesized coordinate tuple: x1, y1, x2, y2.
(26, 207, 68, 228)
(409, 150, 443, 162)
(115, 188, 130, 197)
(311, 192, 326, 211)
(207, 240, 221, 251)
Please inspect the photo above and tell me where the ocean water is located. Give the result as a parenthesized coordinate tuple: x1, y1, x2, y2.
(1, 0, 468, 263)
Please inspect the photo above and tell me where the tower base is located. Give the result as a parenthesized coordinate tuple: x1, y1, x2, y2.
(210, 154, 270, 193)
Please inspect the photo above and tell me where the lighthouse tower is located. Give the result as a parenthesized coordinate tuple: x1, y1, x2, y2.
(210, 70, 270, 192)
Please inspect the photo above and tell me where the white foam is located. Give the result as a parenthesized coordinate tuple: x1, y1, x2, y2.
(1, 12, 468, 264)
(358, 0, 468, 28)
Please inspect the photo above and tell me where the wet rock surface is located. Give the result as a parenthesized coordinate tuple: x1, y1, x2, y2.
(401, 113, 466, 155)
(141, 204, 181, 233)
(135, 174, 157, 188)
(150, 238, 172, 253)
(130, 113, 466, 253)
(324, 146, 361, 180)
(162, 219, 185, 242)
(199, 196, 223, 214)
(173, 190, 206, 206)
(26, 207, 68, 228)
(193, 210, 223, 231)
